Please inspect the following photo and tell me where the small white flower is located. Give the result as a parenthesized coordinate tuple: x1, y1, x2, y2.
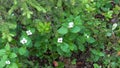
(68, 22, 74, 28)
(85, 34, 89, 38)
(5, 60, 10, 65)
(112, 23, 117, 30)
(26, 30, 32, 35)
(20, 38, 27, 44)
(58, 38, 63, 43)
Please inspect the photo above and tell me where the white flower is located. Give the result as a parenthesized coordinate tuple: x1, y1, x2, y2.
(112, 23, 117, 30)
(26, 30, 32, 35)
(68, 22, 74, 28)
(57, 38, 63, 43)
(85, 34, 89, 38)
(20, 38, 27, 44)
(5, 60, 10, 65)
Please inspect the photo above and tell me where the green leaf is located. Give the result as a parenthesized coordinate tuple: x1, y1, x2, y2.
(9, 63, 18, 68)
(18, 47, 27, 55)
(8, 5, 17, 15)
(71, 59, 76, 64)
(8, 22, 17, 29)
(57, 48, 64, 56)
(71, 0, 75, 5)
(0, 49, 6, 56)
(57, 0, 62, 7)
(111, 62, 116, 68)
(93, 63, 101, 68)
(56, 62, 64, 68)
(0, 60, 6, 68)
(69, 44, 77, 51)
(5, 43, 10, 51)
(60, 43, 70, 53)
(71, 26, 81, 33)
(98, 52, 105, 56)
(58, 26, 68, 35)
(34, 41, 41, 47)
(0, 55, 8, 68)
(25, 37, 32, 47)
(74, 16, 82, 25)
(35, 22, 50, 33)
(69, 44, 75, 51)
(78, 44, 85, 51)
(77, 36, 86, 44)
(106, 32, 112, 37)
(27, 0, 46, 13)
(91, 49, 104, 56)
(87, 37, 95, 43)
(22, 2, 33, 18)
(14, 0, 17, 4)
(9, 53, 17, 58)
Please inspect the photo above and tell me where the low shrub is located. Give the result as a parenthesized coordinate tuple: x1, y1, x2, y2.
(0, 0, 120, 68)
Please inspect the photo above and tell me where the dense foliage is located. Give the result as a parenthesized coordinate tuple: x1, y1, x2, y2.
(0, 0, 120, 68)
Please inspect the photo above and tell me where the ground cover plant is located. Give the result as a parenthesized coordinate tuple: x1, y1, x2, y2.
(0, 0, 120, 68)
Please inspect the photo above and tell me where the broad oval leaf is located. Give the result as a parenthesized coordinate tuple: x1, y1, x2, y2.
(58, 26, 68, 35)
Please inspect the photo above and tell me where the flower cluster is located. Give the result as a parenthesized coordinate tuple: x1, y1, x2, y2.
(20, 30, 33, 44)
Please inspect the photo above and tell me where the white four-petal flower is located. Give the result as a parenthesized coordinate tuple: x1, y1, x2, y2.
(68, 22, 74, 28)
(5, 60, 10, 65)
(26, 30, 32, 35)
(112, 23, 118, 30)
(58, 38, 63, 43)
(20, 38, 27, 44)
